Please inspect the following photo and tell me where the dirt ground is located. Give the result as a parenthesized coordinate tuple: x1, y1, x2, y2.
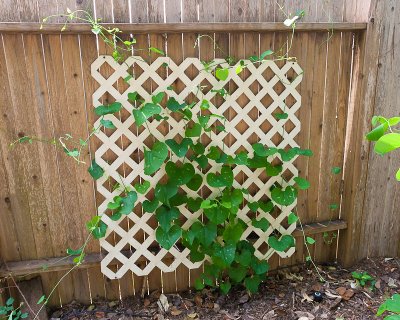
(49, 257, 400, 320)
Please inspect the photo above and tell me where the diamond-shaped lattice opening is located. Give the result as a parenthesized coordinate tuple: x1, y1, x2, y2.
(257, 169, 270, 184)
(273, 81, 285, 95)
(133, 64, 144, 78)
(129, 121, 146, 136)
(97, 59, 116, 79)
(225, 79, 238, 93)
(154, 64, 171, 80)
(143, 135, 156, 149)
(258, 242, 270, 256)
(200, 133, 212, 148)
(260, 119, 273, 134)
(286, 65, 300, 83)
(200, 79, 212, 94)
(119, 107, 132, 122)
(101, 149, 118, 165)
(284, 119, 296, 134)
(235, 93, 251, 107)
(136, 257, 151, 271)
(235, 170, 249, 184)
(247, 182, 260, 197)
(261, 92, 273, 108)
(105, 231, 123, 247)
(271, 131, 284, 146)
(156, 122, 169, 136)
(235, 119, 249, 134)
(282, 169, 295, 181)
(116, 162, 133, 177)
(98, 91, 116, 105)
(249, 79, 262, 95)
(247, 231, 260, 241)
(223, 133, 237, 147)
(185, 92, 199, 106)
(184, 64, 200, 80)
(223, 107, 238, 120)
(201, 185, 212, 198)
(130, 149, 144, 164)
(172, 78, 185, 94)
(248, 107, 259, 121)
(262, 66, 275, 81)
(113, 77, 130, 94)
(285, 93, 296, 108)
(115, 134, 132, 151)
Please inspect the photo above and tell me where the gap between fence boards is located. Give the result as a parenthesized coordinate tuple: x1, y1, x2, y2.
(0, 22, 367, 34)
(0, 219, 347, 278)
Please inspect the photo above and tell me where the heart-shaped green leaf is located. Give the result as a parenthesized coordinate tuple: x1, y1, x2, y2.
(187, 174, 202, 191)
(143, 199, 159, 213)
(265, 162, 283, 176)
(248, 155, 268, 168)
(155, 182, 178, 205)
(268, 235, 295, 252)
(228, 265, 247, 283)
(186, 221, 217, 247)
(191, 143, 205, 155)
(252, 143, 278, 157)
(252, 217, 270, 231)
(166, 161, 195, 185)
(220, 281, 232, 294)
(204, 206, 230, 224)
(185, 123, 202, 137)
(212, 243, 236, 267)
(244, 275, 261, 293)
(207, 166, 234, 188)
(152, 92, 165, 104)
(248, 202, 259, 212)
(100, 119, 116, 129)
(144, 142, 168, 175)
(198, 115, 210, 128)
(287, 212, 298, 224)
(133, 103, 162, 127)
(92, 220, 107, 239)
(95, 102, 122, 116)
(156, 224, 182, 250)
(278, 148, 298, 161)
(169, 192, 188, 207)
(117, 191, 137, 215)
(193, 155, 208, 169)
(155, 205, 180, 231)
(223, 222, 244, 243)
(294, 176, 310, 190)
(259, 201, 274, 212)
(134, 180, 150, 194)
(187, 197, 202, 212)
(165, 138, 192, 157)
(271, 186, 297, 206)
(221, 188, 243, 208)
(216, 68, 229, 81)
(207, 146, 221, 160)
(88, 160, 104, 180)
(166, 97, 186, 111)
(250, 258, 269, 275)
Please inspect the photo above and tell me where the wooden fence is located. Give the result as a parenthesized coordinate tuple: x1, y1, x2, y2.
(0, 0, 399, 310)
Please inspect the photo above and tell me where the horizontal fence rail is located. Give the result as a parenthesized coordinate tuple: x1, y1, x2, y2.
(0, 22, 368, 34)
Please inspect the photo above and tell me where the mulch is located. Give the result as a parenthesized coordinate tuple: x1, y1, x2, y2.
(49, 257, 400, 320)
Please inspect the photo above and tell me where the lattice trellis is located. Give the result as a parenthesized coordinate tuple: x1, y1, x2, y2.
(91, 55, 303, 279)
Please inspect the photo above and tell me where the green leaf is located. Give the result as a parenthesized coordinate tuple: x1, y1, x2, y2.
(149, 46, 165, 55)
(287, 212, 298, 224)
(248, 202, 259, 212)
(117, 191, 137, 215)
(167, 97, 186, 111)
(375, 133, 400, 155)
(396, 168, 400, 181)
(274, 112, 288, 120)
(86, 216, 101, 232)
(278, 148, 298, 161)
(204, 206, 230, 224)
(37, 295, 46, 305)
(306, 237, 315, 245)
(260, 50, 274, 60)
(88, 160, 104, 180)
(155, 182, 178, 205)
(259, 201, 274, 212)
(65, 148, 79, 157)
(235, 249, 253, 267)
(156, 225, 181, 250)
(92, 220, 107, 239)
(143, 199, 159, 213)
(248, 155, 268, 168)
(169, 193, 188, 207)
(200, 99, 210, 110)
(128, 91, 138, 102)
(385, 294, 400, 313)
(200, 199, 217, 209)
(207, 166, 234, 188)
(66, 247, 83, 255)
(233, 152, 248, 165)
(100, 119, 116, 129)
(187, 197, 202, 212)
(187, 174, 202, 191)
(228, 265, 247, 283)
(265, 162, 283, 176)
(271, 186, 297, 206)
(212, 243, 236, 267)
(152, 92, 165, 104)
(221, 188, 243, 208)
(223, 222, 244, 243)
(252, 143, 278, 157)
(166, 162, 195, 185)
(155, 205, 180, 231)
(165, 138, 192, 157)
(251, 258, 269, 275)
(194, 278, 205, 290)
(191, 143, 205, 155)
(144, 142, 168, 175)
(329, 203, 339, 210)
(220, 281, 232, 294)
(94, 102, 122, 116)
(252, 218, 270, 232)
(216, 68, 229, 81)
(187, 221, 217, 247)
(185, 123, 202, 137)
(133, 103, 162, 127)
(366, 123, 389, 141)
(6, 297, 14, 306)
(268, 235, 295, 252)
(134, 180, 150, 194)
(331, 167, 342, 174)
(297, 149, 313, 156)
(244, 275, 261, 293)
(207, 146, 221, 160)
(193, 155, 208, 169)
(294, 176, 310, 190)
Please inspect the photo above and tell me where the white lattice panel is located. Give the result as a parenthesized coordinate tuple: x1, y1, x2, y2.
(91, 55, 303, 279)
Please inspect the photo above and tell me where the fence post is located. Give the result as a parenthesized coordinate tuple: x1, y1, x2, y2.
(338, 0, 381, 267)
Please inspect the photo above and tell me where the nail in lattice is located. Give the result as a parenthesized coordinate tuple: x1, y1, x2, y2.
(91, 56, 303, 279)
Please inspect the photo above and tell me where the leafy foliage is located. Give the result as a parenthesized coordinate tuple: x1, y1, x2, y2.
(377, 294, 400, 319)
